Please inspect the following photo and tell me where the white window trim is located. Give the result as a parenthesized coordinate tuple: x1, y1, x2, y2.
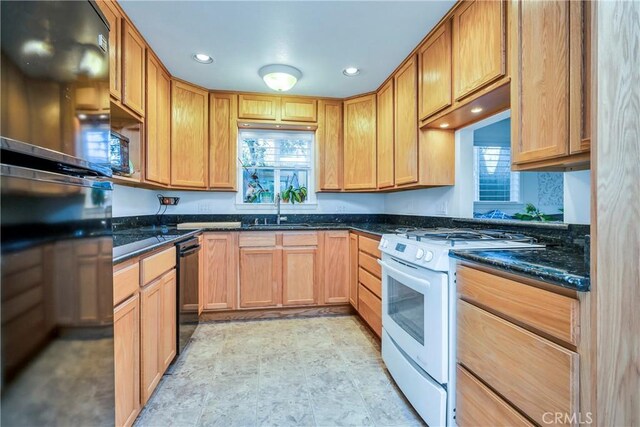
(235, 130, 317, 208)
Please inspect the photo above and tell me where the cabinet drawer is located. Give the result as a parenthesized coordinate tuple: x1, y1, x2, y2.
(358, 251, 381, 278)
(456, 365, 534, 427)
(358, 235, 381, 258)
(238, 232, 277, 247)
(141, 247, 176, 285)
(359, 267, 381, 298)
(457, 265, 579, 345)
(114, 262, 140, 306)
(358, 284, 381, 337)
(282, 232, 318, 247)
(457, 300, 579, 426)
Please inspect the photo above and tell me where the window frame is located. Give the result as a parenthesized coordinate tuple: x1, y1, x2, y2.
(235, 129, 317, 209)
(473, 145, 522, 204)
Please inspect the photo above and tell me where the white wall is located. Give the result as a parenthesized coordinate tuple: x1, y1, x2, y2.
(112, 185, 385, 217)
(563, 170, 591, 224)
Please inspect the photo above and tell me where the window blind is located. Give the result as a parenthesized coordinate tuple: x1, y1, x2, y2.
(240, 131, 312, 169)
(474, 146, 520, 202)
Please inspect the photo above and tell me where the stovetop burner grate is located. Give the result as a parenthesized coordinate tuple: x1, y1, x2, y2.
(397, 228, 537, 246)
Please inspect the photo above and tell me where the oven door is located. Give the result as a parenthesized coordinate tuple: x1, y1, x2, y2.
(380, 256, 448, 384)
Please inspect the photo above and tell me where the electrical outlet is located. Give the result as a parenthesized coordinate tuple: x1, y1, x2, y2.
(197, 203, 213, 213)
(437, 201, 448, 215)
(335, 204, 346, 213)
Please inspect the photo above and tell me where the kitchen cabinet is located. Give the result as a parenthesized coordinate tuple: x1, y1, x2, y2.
(453, 0, 506, 101)
(511, 0, 591, 170)
(96, 0, 122, 101)
(209, 93, 238, 190)
(322, 231, 349, 304)
(376, 79, 394, 189)
(202, 233, 238, 311)
(418, 19, 452, 121)
(198, 235, 204, 314)
(316, 100, 343, 191)
(354, 234, 382, 336)
(122, 21, 146, 117)
(160, 269, 176, 370)
(281, 97, 317, 122)
(145, 53, 171, 185)
(349, 233, 359, 309)
(239, 247, 281, 308)
(343, 94, 377, 190)
(238, 94, 280, 120)
(282, 247, 318, 306)
(358, 284, 382, 338)
(394, 56, 419, 186)
(456, 264, 580, 426)
(171, 80, 209, 188)
(113, 293, 140, 427)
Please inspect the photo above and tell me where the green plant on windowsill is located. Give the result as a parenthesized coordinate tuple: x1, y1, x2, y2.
(281, 185, 308, 204)
(513, 203, 555, 222)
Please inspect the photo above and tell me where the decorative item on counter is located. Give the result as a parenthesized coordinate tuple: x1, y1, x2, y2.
(512, 203, 555, 222)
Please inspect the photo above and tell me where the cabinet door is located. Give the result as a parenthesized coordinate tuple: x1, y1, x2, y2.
(97, 1, 121, 101)
(569, 0, 591, 155)
(239, 248, 280, 308)
(343, 95, 377, 190)
(349, 233, 359, 309)
(418, 19, 452, 121)
(454, 0, 506, 100)
(281, 97, 317, 122)
(145, 54, 171, 185)
(394, 56, 419, 186)
(140, 279, 162, 404)
(511, 0, 570, 164)
(122, 21, 145, 117)
(171, 80, 209, 188)
(376, 79, 394, 189)
(238, 94, 280, 120)
(160, 269, 176, 370)
(114, 293, 140, 427)
(322, 231, 349, 304)
(317, 100, 343, 190)
(282, 248, 318, 306)
(203, 233, 237, 310)
(198, 235, 204, 314)
(209, 93, 238, 190)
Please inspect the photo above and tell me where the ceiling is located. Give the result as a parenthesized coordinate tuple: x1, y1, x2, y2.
(120, 1, 455, 98)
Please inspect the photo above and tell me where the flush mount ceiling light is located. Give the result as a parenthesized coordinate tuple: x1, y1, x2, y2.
(470, 107, 483, 114)
(343, 67, 360, 76)
(193, 53, 213, 64)
(259, 64, 302, 92)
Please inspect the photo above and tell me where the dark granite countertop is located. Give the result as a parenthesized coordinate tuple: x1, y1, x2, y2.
(449, 246, 590, 291)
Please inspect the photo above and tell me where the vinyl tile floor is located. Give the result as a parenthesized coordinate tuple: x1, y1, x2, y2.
(134, 315, 425, 427)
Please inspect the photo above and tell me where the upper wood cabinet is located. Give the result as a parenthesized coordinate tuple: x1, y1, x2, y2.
(281, 97, 317, 122)
(322, 231, 350, 304)
(113, 293, 140, 427)
(343, 94, 377, 190)
(209, 93, 238, 190)
(394, 56, 419, 186)
(97, 1, 122, 101)
(202, 233, 237, 311)
(316, 100, 343, 191)
(376, 79, 394, 189)
(239, 247, 281, 308)
(145, 53, 171, 185)
(511, 0, 591, 170)
(122, 21, 146, 117)
(418, 19, 452, 121)
(238, 94, 280, 120)
(453, 0, 506, 101)
(171, 80, 209, 188)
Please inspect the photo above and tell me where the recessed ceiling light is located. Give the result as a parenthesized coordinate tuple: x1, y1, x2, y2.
(259, 64, 302, 92)
(343, 67, 360, 76)
(193, 53, 213, 64)
(439, 123, 450, 128)
(470, 107, 483, 114)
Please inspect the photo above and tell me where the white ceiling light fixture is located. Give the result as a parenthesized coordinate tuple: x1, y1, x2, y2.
(259, 64, 302, 92)
(343, 67, 360, 77)
(193, 53, 213, 64)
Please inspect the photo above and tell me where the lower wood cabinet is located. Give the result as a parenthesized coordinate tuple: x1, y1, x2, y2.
(322, 231, 350, 304)
(203, 233, 237, 310)
(239, 247, 281, 308)
(349, 233, 359, 308)
(113, 293, 140, 427)
(353, 234, 382, 336)
(282, 247, 318, 306)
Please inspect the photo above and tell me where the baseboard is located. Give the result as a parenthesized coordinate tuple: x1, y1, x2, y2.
(199, 304, 354, 322)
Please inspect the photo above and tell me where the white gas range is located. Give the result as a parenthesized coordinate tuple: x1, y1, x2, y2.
(377, 228, 543, 427)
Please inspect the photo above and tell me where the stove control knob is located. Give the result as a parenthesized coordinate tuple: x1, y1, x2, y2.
(423, 250, 434, 262)
(382, 239, 389, 248)
(415, 248, 424, 259)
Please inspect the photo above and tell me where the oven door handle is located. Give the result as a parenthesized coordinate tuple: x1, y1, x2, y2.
(378, 259, 431, 291)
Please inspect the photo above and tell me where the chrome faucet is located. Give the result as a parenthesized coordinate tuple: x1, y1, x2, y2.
(276, 193, 282, 225)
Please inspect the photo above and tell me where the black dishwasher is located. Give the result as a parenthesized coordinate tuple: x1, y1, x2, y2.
(176, 237, 200, 354)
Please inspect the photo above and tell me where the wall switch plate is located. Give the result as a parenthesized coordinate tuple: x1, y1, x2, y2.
(158, 196, 180, 206)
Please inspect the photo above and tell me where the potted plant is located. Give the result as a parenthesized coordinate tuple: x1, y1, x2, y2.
(281, 185, 308, 204)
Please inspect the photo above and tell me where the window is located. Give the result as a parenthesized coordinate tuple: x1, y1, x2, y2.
(238, 130, 314, 205)
(474, 146, 520, 202)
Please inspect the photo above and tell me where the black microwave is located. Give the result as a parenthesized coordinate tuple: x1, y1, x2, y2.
(109, 130, 131, 175)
